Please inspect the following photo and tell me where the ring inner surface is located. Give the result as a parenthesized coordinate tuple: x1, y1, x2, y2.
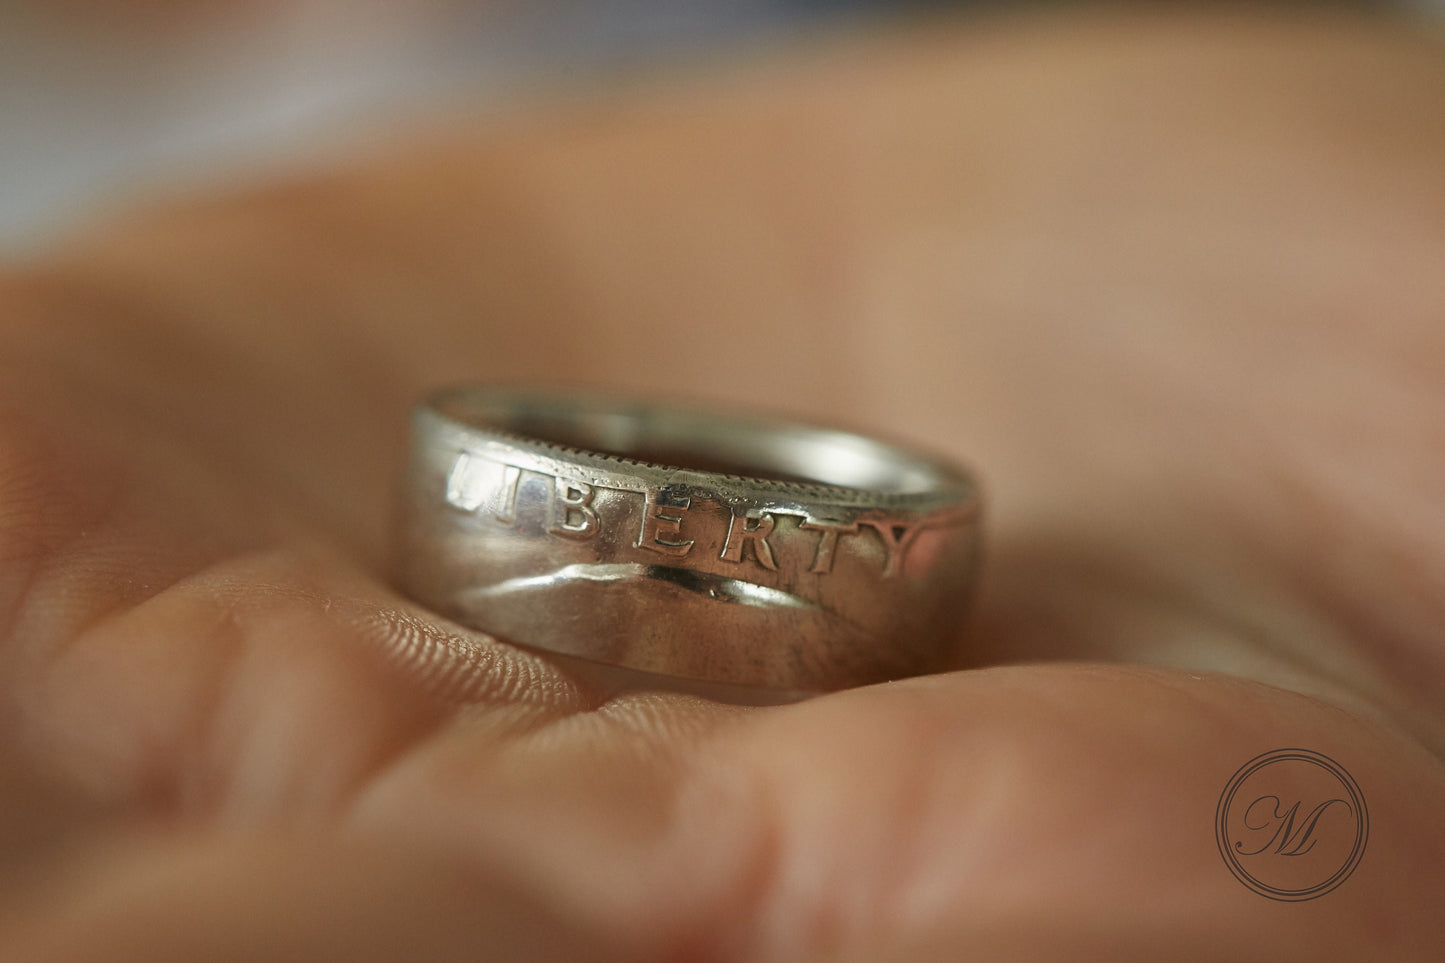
(439, 392, 948, 494)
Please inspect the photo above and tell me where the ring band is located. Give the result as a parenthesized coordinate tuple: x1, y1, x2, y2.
(396, 386, 982, 691)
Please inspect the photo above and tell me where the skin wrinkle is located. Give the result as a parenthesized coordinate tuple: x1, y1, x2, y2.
(728, 677, 1062, 959)
(726, 686, 956, 958)
(1218, 441, 1445, 752)
(577, 718, 783, 960)
(338, 687, 773, 958)
(26, 490, 320, 664)
(0, 403, 125, 671)
(983, 536, 1400, 725)
(16, 550, 422, 817)
(871, 695, 1062, 943)
(196, 591, 438, 823)
(684, 763, 785, 963)
(359, 607, 587, 710)
(210, 641, 442, 827)
(1287, 570, 1445, 757)
(166, 605, 250, 818)
(0, 376, 323, 702)
(591, 693, 753, 748)
(826, 702, 942, 956)
(28, 556, 274, 810)
(21, 600, 211, 811)
(736, 665, 1444, 958)
(361, 609, 507, 704)
(197, 563, 585, 810)
(1251, 359, 1445, 701)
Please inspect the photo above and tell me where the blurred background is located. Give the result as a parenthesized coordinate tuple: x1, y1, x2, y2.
(1, 0, 1441, 256)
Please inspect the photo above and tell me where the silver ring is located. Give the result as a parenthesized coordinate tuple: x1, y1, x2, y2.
(395, 386, 982, 692)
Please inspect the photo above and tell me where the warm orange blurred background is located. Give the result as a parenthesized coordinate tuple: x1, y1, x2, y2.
(0, 0, 871, 252)
(3, 0, 1439, 256)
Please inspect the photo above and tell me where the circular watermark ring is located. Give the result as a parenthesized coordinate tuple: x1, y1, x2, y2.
(1215, 748, 1367, 901)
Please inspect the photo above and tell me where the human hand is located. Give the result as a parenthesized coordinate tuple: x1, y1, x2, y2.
(1, 11, 1442, 961)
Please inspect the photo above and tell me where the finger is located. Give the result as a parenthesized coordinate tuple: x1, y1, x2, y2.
(347, 666, 1445, 960)
(10, 546, 588, 816)
(0, 834, 620, 962)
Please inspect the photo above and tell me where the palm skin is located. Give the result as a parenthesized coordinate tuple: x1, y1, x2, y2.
(0, 11, 1443, 961)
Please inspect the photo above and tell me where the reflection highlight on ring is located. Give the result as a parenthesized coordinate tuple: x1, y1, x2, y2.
(462, 562, 823, 611)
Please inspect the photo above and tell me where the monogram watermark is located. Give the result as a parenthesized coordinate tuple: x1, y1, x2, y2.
(1215, 748, 1368, 901)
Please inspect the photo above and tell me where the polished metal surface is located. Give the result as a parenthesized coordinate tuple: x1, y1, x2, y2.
(396, 386, 983, 691)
